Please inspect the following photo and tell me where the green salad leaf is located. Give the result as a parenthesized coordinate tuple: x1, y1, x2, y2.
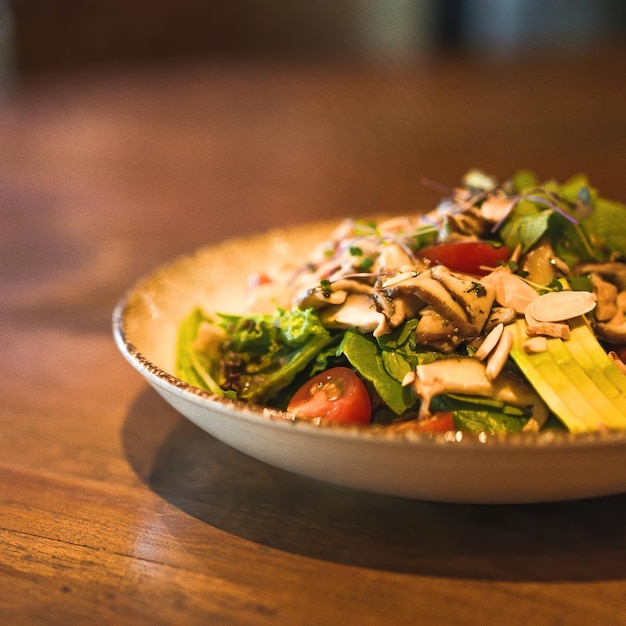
(176, 308, 230, 396)
(500, 173, 626, 264)
(214, 307, 335, 404)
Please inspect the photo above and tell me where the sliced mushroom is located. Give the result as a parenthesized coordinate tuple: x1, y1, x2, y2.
(446, 207, 490, 238)
(385, 269, 474, 336)
(294, 286, 348, 309)
(319, 294, 386, 334)
(575, 261, 626, 291)
(415, 308, 463, 352)
(412, 357, 548, 429)
(595, 291, 626, 343)
(483, 306, 516, 333)
(413, 357, 492, 418)
(371, 288, 424, 331)
(589, 272, 619, 322)
(374, 242, 415, 272)
(430, 265, 496, 334)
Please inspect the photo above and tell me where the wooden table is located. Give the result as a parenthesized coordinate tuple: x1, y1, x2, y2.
(1, 46, 625, 625)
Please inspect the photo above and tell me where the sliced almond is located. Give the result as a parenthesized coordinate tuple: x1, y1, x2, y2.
(474, 323, 504, 361)
(485, 328, 513, 381)
(527, 290, 597, 323)
(524, 336, 548, 354)
(608, 351, 626, 375)
(526, 321, 571, 340)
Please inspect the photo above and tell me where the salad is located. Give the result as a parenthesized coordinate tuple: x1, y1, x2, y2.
(176, 170, 626, 434)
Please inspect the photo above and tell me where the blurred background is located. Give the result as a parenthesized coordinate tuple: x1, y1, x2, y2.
(1, 0, 625, 301)
(2, 0, 626, 84)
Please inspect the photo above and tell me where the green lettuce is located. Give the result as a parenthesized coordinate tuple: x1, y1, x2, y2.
(176, 307, 336, 404)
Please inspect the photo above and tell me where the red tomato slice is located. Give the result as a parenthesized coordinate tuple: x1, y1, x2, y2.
(415, 412, 455, 432)
(419, 241, 511, 276)
(287, 367, 372, 425)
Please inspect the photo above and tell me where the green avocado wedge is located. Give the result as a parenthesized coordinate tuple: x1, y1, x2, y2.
(509, 316, 626, 432)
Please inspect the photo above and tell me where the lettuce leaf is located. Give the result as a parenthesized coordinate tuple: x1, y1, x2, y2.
(176, 307, 228, 396)
(215, 307, 335, 404)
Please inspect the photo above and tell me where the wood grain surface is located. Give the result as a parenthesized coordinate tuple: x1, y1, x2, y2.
(1, 45, 625, 625)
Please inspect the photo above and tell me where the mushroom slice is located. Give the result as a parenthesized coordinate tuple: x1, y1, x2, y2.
(446, 207, 489, 238)
(575, 261, 626, 291)
(527, 290, 596, 323)
(372, 288, 424, 331)
(490, 370, 550, 432)
(319, 294, 385, 333)
(413, 357, 493, 418)
(374, 242, 415, 272)
(589, 272, 618, 322)
(415, 308, 463, 353)
(388, 270, 473, 335)
(329, 279, 374, 295)
(595, 291, 626, 343)
(520, 239, 561, 287)
(484, 306, 516, 333)
(430, 265, 496, 334)
(294, 286, 348, 309)
(412, 357, 548, 429)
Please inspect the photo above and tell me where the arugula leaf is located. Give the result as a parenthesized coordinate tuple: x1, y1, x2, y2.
(498, 198, 553, 254)
(501, 173, 626, 265)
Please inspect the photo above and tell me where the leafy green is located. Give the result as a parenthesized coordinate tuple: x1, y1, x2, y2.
(338, 320, 453, 416)
(338, 330, 414, 415)
(176, 307, 336, 404)
(216, 307, 336, 404)
(176, 308, 228, 396)
(431, 395, 528, 434)
(499, 173, 626, 265)
(498, 197, 553, 254)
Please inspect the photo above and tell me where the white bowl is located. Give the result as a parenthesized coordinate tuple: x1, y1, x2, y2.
(113, 221, 626, 504)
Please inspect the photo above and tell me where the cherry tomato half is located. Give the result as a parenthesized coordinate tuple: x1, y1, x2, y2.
(287, 367, 372, 425)
(419, 241, 511, 276)
(415, 412, 455, 432)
